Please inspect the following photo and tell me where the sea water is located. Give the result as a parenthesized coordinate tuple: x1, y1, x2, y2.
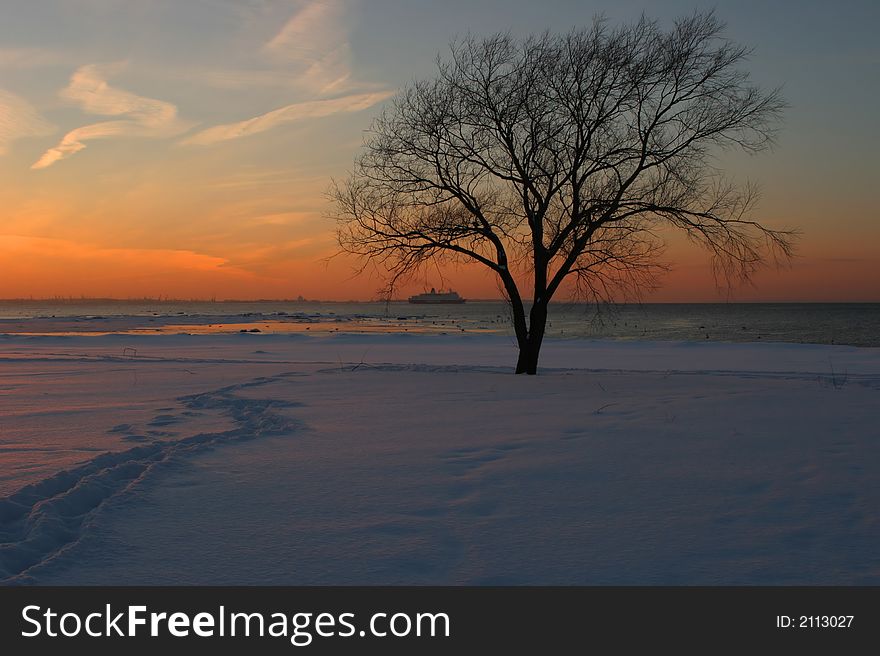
(0, 300, 877, 347)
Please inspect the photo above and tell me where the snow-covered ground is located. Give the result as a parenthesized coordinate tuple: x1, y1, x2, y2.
(1, 333, 878, 584)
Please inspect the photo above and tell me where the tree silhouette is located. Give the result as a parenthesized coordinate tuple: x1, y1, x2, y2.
(333, 13, 793, 374)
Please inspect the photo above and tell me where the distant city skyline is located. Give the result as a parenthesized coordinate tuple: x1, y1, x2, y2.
(1, 0, 877, 301)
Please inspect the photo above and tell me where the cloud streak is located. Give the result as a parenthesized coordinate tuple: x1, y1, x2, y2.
(32, 63, 190, 169)
(181, 91, 391, 146)
(175, 1, 390, 147)
(263, 0, 354, 96)
(0, 89, 54, 155)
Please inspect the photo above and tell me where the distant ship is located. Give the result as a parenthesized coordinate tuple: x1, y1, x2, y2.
(407, 288, 466, 304)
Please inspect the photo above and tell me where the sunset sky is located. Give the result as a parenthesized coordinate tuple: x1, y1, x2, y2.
(1, 0, 877, 301)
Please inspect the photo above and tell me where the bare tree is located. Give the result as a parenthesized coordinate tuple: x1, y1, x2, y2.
(332, 12, 793, 374)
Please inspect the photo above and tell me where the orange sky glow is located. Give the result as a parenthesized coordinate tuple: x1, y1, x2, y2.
(1, 1, 877, 302)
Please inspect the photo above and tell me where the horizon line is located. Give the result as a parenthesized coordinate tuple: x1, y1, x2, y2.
(1, 297, 879, 305)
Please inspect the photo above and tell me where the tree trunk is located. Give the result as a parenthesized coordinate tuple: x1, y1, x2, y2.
(515, 301, 548, 375)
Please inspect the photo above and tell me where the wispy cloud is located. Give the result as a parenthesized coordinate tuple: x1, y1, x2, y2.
(0, 89, 54, 155)
(263, 0, 354, 96)
(181, 91, 391, 146)
(32, 63, 191, 170)
(172, 0, 390, 147)
(175, 68, 389, 93)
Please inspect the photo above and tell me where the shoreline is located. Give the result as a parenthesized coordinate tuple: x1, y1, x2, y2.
(2, 302, 879, 348)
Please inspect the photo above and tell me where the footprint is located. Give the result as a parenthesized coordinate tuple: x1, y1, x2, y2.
(400, 506, 448, 518)
(561, 427, 588, 440)
(443, 452, 502, 474)
(149, 414, 181, 426)
(443, 444, 519, 470)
